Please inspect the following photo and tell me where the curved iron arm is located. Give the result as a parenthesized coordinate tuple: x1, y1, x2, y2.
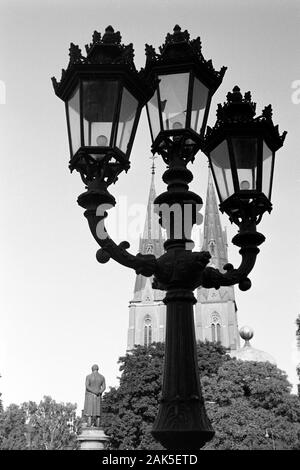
(84, 208, 157, 277)
(84, 208, 265, 293)
(201, 229, 266, 291)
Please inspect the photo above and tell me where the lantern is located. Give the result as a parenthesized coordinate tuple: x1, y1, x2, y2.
(203, 86, 287, 225)
(144, 25, 226, 158)
(52, 26, 151, 190)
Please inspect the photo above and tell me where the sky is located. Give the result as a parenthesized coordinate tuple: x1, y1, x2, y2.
(0, 0, 299, 412)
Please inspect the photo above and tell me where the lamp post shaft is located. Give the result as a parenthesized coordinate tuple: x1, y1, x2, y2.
(150, 144, 214, 449)
(152, 288, 214, 449)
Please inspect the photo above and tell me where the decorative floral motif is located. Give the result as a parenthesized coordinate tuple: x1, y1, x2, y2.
(68, 43, 83, 66)
(261, 104, 273, 120)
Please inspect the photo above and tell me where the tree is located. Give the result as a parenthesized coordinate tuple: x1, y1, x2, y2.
(102, 341, 300, 450)
(102, 343, 165, 450)
(0, 374, 3, 413)
(0, 403, 27, 450)
(22, 396, 81, 450)
(204, 398, 299, 450)
(0, 396, 81, 450)
(296, 314, 300, 397)
(201, 360, 300, 449)
(102, 340, 229, 449)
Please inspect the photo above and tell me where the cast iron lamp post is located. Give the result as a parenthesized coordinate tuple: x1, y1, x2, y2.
(52, 25, 286, 450)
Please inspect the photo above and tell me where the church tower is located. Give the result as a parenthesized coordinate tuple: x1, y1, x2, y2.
(194, 171, 240, 350)
(127, 168, 240, 352)
(127, 165, 166, 350)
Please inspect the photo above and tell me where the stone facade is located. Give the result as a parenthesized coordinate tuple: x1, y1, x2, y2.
(127, 171, 240, 351)
(195, 172, 240, 350)
(127, 171, 165, 350)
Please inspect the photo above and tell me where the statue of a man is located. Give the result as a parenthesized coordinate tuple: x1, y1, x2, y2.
(83, 364, 106, 427)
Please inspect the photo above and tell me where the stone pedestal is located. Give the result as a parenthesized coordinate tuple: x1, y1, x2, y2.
(77, 427, 109, 450)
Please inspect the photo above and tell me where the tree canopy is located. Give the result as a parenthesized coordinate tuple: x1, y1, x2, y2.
(202, 359, 300, 449)
(0, 396, 80, 450)
(102, 341, 300, 450)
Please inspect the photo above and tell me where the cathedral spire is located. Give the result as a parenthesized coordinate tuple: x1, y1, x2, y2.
(142, 157, 161, 242)
(202, 169, 228, 270)
(151, 154, 157, 175)
(195, 168, 240, 351)
(133, 166, 164, 300)
(127, 165, 166, 350)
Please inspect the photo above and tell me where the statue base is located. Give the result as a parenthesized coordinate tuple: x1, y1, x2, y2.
(77, 426, 109, 450)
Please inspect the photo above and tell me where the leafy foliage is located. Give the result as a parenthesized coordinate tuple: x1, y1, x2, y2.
(196, 340, 230, 376)
(102, 343, 164, 449)
(204, 398, 300, 450)
(0, 404, 27, 449)
(102, 341, 300, 450)
(0, 396, 81, 450)
(202, 360, 300, 449)
(296, 314, 300, 397)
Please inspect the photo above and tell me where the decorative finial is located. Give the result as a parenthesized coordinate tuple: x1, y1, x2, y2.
(262, 104, 273, 120)
(239, 325, 254, 347)
(68, 43, 83, 66)
(226, 85, 243, 103)
(150, 155, 157, 175)
(102, 25, 121, 45)
(216, 86, 256, 123)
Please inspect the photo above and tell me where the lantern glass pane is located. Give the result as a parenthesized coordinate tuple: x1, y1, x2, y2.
(82, 80, 118, 148)
(67, 86, 81, 156)
(210, 140, 234, 201)
(147, 90, 161, 140)
(190, 78, 209, 134)
(116, 87, 138, 154)
(262, 141, 273, 199)
(158, 73, 189, 131)
(232, 137, 258, 190)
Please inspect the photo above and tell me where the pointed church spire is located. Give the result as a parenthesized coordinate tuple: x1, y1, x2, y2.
(142, 163, 159, 241)
(195, 168, 239, 351)
(127, 160, 166, 350)
(202, 169, 228, 271)
(151, 154, 157, 176)
(133, 163, 165, 300)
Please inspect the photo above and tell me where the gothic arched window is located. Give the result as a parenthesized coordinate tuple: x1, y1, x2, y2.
(211, 322, 221, 342)
(146, 243, 153, 254)
(211, 323, 216, 342)
(144, 315, 152, 347)
(216, 323, 221, 342)
(211, 312, 221, 343)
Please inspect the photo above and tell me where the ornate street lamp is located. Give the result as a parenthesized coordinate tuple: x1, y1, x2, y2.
(52, 25, 286, 450)
(52, 26, 152, 209)
(202, 86, 286, 292)
(203, 86, 286, 228)
(144, 25, 226, 160)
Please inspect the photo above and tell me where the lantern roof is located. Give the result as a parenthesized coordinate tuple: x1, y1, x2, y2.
(142, 25, 226, 92)
(51, 26, 151, 103)
(204, 86, 287, 151)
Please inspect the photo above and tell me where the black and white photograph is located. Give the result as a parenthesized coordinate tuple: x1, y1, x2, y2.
(0, 0, 299, 454)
